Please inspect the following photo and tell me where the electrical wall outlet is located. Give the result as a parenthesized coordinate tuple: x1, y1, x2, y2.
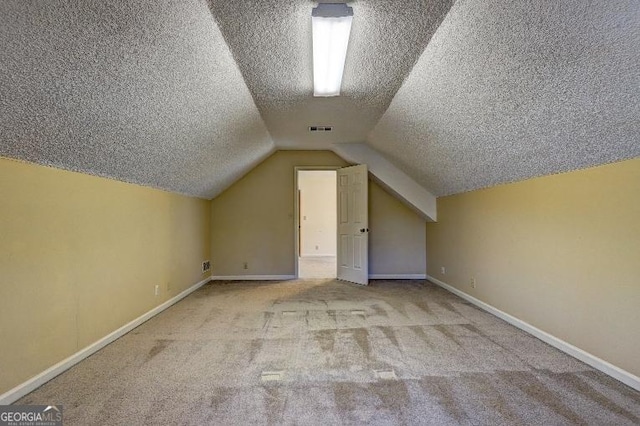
(441, 266, 446, 275)
(202, 260, 211, 273)
(471, 277, 476, 288)
(154, 285, 159, 296)
(243, 262, 248, 270)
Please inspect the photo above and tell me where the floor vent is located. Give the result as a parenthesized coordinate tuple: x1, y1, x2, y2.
(374, 369, 397, 380)
(308, 126, 332, 132)
(261, 371, 284, 382)
(350, 310, 366, 316)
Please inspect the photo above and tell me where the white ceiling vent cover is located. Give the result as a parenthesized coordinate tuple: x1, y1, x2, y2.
(309, 126, 333, 132)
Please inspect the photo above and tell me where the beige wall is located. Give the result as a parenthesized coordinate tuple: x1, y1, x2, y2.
(210, 151, 426, 276)
(299, 170, 337, 256)
(0, 157, 210, 394)
(369, 182, 427, 275)
(426, 157, 640, 377)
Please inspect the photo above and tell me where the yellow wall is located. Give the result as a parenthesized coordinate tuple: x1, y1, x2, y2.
(210, 151, 426, 276)
(426, 157, 640, 377)
(0, 157, 210, 394)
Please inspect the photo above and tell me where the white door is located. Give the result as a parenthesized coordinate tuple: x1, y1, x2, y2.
(337, 164, 369, 285)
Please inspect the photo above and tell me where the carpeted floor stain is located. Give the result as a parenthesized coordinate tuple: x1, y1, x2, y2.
(458, 372, 523, 425)
(412, 299, 435, 317)
(370, 303, 389, 318)
(541, 370, 640, 423)
(249, 339, 263, 362)
(261, 311, 274, 331)
(370, 379, 410, 413)
(261, 385, 286, 426)
(419, 376, 470, 424)
(350, 328, 372, 359)
(326, 309, 338, 327)
(433, 324, 462, 347)
(499, 370, 585, 423)
(146, 339, 172, 362)
(377, 326, 401, 349)
(436, 301, 461, 315)
(409, 325, 435, 349)
(209, 387, 233, 410)
(313, 329, 336, 353)
(384, 298, 411, 319)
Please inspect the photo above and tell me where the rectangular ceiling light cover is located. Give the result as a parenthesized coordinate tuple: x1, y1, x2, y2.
(312, 3, 353, 97)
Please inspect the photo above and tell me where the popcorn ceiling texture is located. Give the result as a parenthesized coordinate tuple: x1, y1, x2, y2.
(369, 0, 640, 196)
(0, 0, 273, 199)
(207, 0, 454, 149)
(2, 0, 638, 198)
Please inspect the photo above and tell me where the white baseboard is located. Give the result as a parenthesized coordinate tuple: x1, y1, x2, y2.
(210, 275, 296, 281)
(369, 274, 426, 279)
(0, 276, 211, 405)
(211, 274, 426, 281)
(426, 275, 640, 392)
(299, 254, 336, 258)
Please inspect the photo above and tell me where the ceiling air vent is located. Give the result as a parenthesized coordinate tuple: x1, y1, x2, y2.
(309, 126, 333, 132)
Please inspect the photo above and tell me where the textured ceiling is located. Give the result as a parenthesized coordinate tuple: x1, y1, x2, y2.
(0, 0, 273, 199)
(207, 0, 454, 149)
(1, 0, 638, 200)
(369, 0, 640, 196)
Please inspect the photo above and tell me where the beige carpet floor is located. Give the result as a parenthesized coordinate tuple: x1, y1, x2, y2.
(17, 279, 640, 425)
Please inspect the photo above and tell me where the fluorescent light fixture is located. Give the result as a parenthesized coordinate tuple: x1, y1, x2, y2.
(312, 3, 353, 97)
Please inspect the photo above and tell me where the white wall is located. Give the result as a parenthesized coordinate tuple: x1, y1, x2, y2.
(298, 171, 337, 256)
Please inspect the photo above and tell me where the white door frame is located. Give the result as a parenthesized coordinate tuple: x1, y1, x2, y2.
(294, 166, 340, 279)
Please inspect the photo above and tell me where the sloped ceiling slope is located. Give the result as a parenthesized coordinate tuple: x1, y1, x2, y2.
(369, 0, 640, 196)
(0, 0, 273, 199)
(207, 0, 454, 149)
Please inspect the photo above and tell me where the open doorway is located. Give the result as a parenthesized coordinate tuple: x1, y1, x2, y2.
(296, 169, 337, 278)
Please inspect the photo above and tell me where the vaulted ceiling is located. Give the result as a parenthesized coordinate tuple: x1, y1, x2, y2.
(1, 0, 638, 199)
(370, 0, 640, 196)
(206, 0, 453, 149)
